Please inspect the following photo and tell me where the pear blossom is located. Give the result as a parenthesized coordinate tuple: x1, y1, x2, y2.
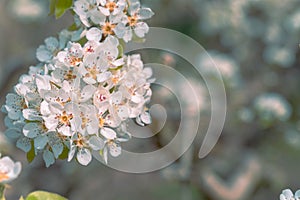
(100, 126, 130, 163)
(36, 37, 60, 63)
(1, 0, 154, 167)
(68, 132, 104, 165)
(0, 155, 21, 184)
(254, 93, 292, 122)
(73, 0, 105, 27)
(121, 0, 154, 42)
(98, 0, 126, 16)
(279, 189, 300, 200)
(73, 0, 154, 42)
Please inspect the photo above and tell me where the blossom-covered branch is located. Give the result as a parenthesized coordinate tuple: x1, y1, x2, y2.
(1, 0, 154, 167)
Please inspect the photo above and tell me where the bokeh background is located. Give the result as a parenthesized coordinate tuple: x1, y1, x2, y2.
(1, 0, 300, 199)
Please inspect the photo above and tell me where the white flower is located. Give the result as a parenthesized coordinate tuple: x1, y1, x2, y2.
(100, 127, 129, 163)
(1, 0, 154, 167)
(86, 27, 102, 41)
(57, 42, 83, 67)
(73, 0, 105, 27)
(0, 156, 21, 184)
(121, 1, 154, 42)
(4, 93, 26, 120)
(98, 0, 126, 16)
(68, 132, 104, 165)
(254, 93, 292, 122)
(36, 37, 59, 63)
(280, 189, 300, 200)
(43, 103, 81, 136)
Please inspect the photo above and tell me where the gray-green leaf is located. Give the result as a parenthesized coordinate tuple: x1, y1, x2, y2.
(25, 191, 67, 200)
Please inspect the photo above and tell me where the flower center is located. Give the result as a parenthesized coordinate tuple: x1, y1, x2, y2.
(111, 76, 119, 84)
(98, 94, 107, 102)
(81, 112, 89, 129)
(85, 66, 99, 80)
(128, 15, 138, 26)
(99, 117, 105, 128)
(102, 22, 116, 36)
(85, 45, 95, 53)
(74, 134, 85, 148)
(0, 172, 8, 182)
(105, 2, 117, 12)
(64, 70, 77, 81)
(57, 111, 73, 126)
(66, 56, 82, 66)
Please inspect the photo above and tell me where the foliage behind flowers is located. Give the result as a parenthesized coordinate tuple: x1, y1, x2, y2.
(1, 0, 154, 167)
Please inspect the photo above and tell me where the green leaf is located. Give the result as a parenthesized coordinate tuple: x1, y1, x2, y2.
(0, 184, 5, 200)
(68, 23, 79, 31)
(49, 0, 57, 16)
(76, 37, 88, 46)
(26, 141, 35, 163)
(58, 145, 69, 160)
(55, 0, 73, 19)
(117, 44, 124, 58)
(132, 32, 146, 43)
(25, 191, 67, 200)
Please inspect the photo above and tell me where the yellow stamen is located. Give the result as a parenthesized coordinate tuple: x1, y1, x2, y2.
(105, 2, 117, 12)
(102, 22, 116, 36)
(128, 15, 138, 26)
(99, 117, 105, 128)
(0, 172, 9, 182)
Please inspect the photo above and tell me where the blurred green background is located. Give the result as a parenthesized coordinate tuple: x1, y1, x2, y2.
(1, 0, 300, 199)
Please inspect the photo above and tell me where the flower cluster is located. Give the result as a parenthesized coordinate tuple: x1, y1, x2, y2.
(254, 93, 292, 123)
(0, 155, 21, 184)
(74, 0, 154, 42)
(1, 0, 154, 167)
(280, 189, 300, 200)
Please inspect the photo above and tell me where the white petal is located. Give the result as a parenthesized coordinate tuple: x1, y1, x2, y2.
(40, 101, 51, 116)
(77, 148, 92, 166)
(109, 143, 121, 157)
(86, 27, 102, 42)
(89, 136, 104, 150)
(68, 145, 76, 162)
(44, 115, 58, 130)
(57, 51, 67, 63)
(111, 58, 124, 68)
(114, 23, 126, 38)
(99, 7, 110, 16)
(134, 22, 149, 38)
(81, 85, 97, 102)
(101, 127, 116, 139)
(117, 105, 129, 120)
(23, 109, 42, 121)
(138, 7, 154, 20)
(45, 37, 59, 51)
(103, 147, 108, 164)
(131, 95, 143, 103)
(36, 46, 52, 62)
(111, 91, 122, 105)
(282, 189, 294, 198)
(97, 71, 112, 82)
(58, 126, 72, 137)
(141, 111, 151, 124)
(123, 28, 133, 42)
